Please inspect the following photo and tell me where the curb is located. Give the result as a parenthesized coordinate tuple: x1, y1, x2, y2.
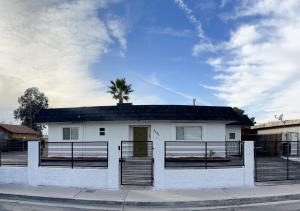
(1, 192, 300, 208)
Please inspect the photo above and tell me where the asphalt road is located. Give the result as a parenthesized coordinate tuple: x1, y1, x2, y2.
(2, 198, 300, 211)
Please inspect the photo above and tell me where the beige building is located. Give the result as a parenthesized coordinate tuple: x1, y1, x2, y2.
(252, 119, 300, 141)
(0, 123, 38, 140)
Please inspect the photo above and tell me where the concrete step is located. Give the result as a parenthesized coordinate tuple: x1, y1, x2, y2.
(122, 160, 153, 164)
(122, 180, 152, 185)
(122, 171, 152, 176)
(122, 167, 152, 171)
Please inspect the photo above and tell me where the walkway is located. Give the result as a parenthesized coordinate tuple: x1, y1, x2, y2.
(2, 183, 300, 209)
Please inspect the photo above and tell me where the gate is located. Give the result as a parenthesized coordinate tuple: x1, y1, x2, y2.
(120, 141, 154, 186)
(255, 140, 300, 182)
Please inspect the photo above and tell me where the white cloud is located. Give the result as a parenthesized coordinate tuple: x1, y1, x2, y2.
(146, 26, 192, 37)
(228, 25, 261, 48)
(107, 18, 127, 57)
(204, 0, 300, 121)
(206, 58, 222, 69)
(0, 0, 127, 123)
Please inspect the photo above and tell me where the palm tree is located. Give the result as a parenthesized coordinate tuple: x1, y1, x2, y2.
(107, 78, 134, 104)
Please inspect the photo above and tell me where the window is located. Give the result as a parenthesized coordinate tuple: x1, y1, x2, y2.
(99, 128, 105, 136)
(229, 132, 236, 140)
(176, 126, 202, 140)
(63, 128, 79, 140)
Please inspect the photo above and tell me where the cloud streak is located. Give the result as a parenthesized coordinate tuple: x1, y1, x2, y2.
(145, 74, 210, 105)
(146, 26, 192, 37)
(174, 0, 216, 56)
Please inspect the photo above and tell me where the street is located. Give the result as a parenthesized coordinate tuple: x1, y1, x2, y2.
(2, 198, 300, 211)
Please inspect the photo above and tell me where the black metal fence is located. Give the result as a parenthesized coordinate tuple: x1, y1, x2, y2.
(39, 141, 108, 168)
(255, 140, 300, 182)
(164, 141, 244, 168)
(120, 141, 154, 186)
(0, 139, 28, 166)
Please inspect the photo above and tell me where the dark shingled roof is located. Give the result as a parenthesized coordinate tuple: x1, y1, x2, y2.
(34, 104, 252, 125)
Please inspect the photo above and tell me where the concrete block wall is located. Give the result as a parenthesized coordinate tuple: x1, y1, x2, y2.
(0, 140, 255, 190)
(153, 141, 254, 190)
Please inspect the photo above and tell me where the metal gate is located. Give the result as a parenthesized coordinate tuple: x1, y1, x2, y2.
(120, 141, 154, 186)
(255, 140, 300, 182)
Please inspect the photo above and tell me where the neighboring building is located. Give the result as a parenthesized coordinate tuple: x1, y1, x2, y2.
(253, 119, 300, 134)
(0, 123, 38, 140)
(252, 120, 300, 156)
(252, 119, 300, 141)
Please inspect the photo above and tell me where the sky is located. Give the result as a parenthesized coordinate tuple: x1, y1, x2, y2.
(0, 0, 300, 124)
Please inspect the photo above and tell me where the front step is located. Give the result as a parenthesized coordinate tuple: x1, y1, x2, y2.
(121, 157, 153, 186)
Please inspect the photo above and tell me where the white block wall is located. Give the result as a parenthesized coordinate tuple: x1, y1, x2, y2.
(153, 141, 254, 190)
(0, 167, 28, 184)
(27, 141, 109, 189)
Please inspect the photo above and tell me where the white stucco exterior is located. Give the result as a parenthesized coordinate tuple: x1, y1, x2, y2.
(226, 125, 241, 141)
(47, 121, 228, 143)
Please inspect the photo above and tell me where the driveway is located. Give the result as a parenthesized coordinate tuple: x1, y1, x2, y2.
(256, 157, 300, 181)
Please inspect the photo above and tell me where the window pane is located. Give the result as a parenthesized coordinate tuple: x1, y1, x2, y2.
(63, 128, 70, 140)
(71, 128, 79, 140)
(184, 127, 202, 140)
(229, 133, 235, 139)
(176, 127, 184, 140)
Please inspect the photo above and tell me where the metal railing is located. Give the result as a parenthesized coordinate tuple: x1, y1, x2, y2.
(164, 141, 244, 168)
(39, 141, 108, 168)
(120, 141, 154, 186)
(255, 140, 300, 182)
(0, 139, 28, 166)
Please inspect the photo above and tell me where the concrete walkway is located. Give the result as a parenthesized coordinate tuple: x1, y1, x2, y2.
(2, 183, 300, 208)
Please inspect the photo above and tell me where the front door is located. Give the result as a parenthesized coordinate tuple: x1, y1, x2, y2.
(133, 127, 148, 157)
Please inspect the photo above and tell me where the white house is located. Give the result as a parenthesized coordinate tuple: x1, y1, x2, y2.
(0, 104, 254, 190)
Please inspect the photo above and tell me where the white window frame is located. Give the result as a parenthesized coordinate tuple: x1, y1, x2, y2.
(175, 125, 203, 141)
(62, 127, 79, 141)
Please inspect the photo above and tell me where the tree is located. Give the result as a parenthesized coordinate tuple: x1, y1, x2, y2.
(233, 107, 256, 125)
(107, 78, 134, 104)
(14, 87, 49, 136)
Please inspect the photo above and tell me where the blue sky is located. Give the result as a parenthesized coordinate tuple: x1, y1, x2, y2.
(1, 0, 300, 123)
(95, 0, 231, 104)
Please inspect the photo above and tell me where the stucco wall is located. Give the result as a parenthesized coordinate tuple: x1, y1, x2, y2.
(0, 167, 28, 184)
(226, 125, 241, 141)
(48, 121, 227, 143)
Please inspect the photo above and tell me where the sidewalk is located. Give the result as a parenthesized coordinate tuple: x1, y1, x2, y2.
(1, 182, 300, 208)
